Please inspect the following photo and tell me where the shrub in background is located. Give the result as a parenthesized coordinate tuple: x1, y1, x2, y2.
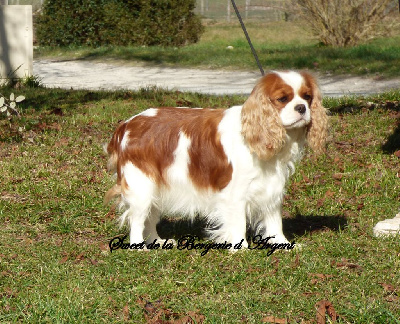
(36, 0, 107, 47)
(36, 0, 204, 47)
(292, 0, 398, 47)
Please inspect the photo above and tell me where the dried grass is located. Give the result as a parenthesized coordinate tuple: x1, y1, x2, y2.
(292, 0, 399, 46)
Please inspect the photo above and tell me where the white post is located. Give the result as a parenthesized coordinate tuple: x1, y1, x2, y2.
(0, 5, 33, 81)
(227, 0, 231, 22)
(245, 0, 250, 19)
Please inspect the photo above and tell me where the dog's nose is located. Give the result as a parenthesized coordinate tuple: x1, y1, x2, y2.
(294, 104, 306, 115)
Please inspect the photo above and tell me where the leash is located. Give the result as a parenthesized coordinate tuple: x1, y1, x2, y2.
(230, 0, 265, 76)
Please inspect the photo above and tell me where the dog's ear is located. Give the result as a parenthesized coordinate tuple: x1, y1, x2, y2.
(241, 83, 286, 160)
(302, 72, 329, 154)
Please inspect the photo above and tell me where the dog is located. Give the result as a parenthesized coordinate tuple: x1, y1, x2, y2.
(105, 71, 328, 248)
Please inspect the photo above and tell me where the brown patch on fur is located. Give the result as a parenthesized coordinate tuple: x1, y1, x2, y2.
(299, 79, 313, 105)
(118, 113, 179, 186)
(106, 107, 233, 192)
(241, 73, 289, 160)
(300, 72, 329, 153)
(180, 110, 233, 191)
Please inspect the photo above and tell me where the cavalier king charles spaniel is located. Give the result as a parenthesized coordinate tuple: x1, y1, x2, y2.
(105, 71, 328, 248)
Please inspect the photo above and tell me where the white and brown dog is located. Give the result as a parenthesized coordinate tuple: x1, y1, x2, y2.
(105, 71, 328, 248)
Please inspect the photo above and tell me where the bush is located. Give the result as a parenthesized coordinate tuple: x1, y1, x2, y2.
(36, 0, 204, 47)
(36, 0, 107, 47)
(292, 0, 398, 47)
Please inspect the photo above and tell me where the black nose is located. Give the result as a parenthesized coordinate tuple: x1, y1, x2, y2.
(294, 104, 306, 115)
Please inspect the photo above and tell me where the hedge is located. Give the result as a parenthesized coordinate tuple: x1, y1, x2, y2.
(36, 0, 204, 47)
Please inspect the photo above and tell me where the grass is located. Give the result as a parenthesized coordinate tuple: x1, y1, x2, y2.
(0, 84, 399, 323)
(35, 21, 400, 77)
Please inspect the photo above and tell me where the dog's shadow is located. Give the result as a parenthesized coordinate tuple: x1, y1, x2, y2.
(156, 213, 348, 242)
(157, 216, 208, 240)
(282, 213, 347, 241)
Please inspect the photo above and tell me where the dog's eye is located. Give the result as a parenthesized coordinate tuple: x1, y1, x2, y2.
(303, 94, 312, 101)
(277, 96, 288, 103)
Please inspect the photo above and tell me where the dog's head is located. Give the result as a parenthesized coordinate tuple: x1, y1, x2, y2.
(241, 71, 328, 160)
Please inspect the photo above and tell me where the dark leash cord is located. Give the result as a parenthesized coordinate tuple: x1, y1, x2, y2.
(230, 0, 265, 76)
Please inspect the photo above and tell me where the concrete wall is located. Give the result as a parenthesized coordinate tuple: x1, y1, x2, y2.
(0, 5, 33, 80)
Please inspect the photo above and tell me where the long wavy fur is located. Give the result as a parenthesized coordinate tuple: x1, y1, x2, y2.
(302, 72, 329, 153)
(240, 83, 287, 160)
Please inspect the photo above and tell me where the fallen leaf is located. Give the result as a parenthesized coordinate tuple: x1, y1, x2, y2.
(122, 304, 129, 320)
(2, 287, 17, 298)
(272, 289, 288, 296)
(262, 315, 286, 323)
(186, 310, 205, 324)
(99, 243, 109, 251)
(379, 282, 396, 293)
(333, 258, 363, 271)
(315, 274, 328, 279)
(292, 254, 300, 268)
(315, 300, 338, 324)
(332, 173, 343, 181)
(1, 193, 27, 202)
(90, 259, 98, 266)
(324, 189, 335, 198)
(138, 298, 180, 323)
(174, 311, 205, 324)
(59, 256, 69, 264)
(357, 203, 364, 211)
(55, 138, 69, 147)
(302, 175, 311, 184)
(335, 141, 353, 147)
(74, 253, 85, 264)
(316, 198, 325, 209)
(270, 256, 280, 274)
(0, 271, 11, 277)
(309, 273, 333, 284)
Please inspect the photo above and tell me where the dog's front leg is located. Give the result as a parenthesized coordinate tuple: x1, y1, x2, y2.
(260, 205, 289, 244)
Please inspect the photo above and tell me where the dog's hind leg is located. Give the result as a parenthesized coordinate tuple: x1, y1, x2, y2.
(143, 206, 162, 244)
(120, 164, 156, 245)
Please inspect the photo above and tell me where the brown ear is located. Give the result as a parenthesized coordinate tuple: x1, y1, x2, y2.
(304, 73, 329, 153)
(241, 85, 286, 160)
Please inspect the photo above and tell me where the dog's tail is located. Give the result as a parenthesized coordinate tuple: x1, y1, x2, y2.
(104, 183, 121, 205)
(104, 143, 118, 175)
(104, 122, 126, 205)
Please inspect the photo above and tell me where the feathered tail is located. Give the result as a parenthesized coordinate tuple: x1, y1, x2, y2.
(104, 122, 126, 205)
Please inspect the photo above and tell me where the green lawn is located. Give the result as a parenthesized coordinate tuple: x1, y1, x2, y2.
(0, 86, 399, 322)
(35, 21, 400, 77)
